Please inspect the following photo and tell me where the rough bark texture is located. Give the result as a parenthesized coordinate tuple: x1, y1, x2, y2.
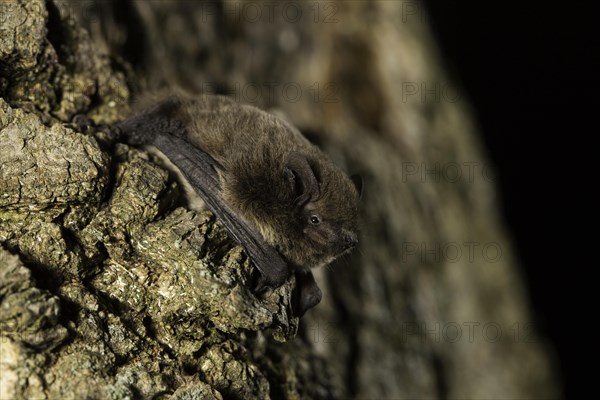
(1, 1, 558, 399)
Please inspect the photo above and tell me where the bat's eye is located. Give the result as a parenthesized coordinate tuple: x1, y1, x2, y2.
(309, 215, 321, 225)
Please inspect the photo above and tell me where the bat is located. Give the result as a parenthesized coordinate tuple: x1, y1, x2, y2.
(76, 93, 362, 316)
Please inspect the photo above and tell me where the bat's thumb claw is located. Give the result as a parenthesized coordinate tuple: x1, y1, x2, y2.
(252, 266, 289, 294)
(253, 274, 271, 294)
(71, 114, 95, 134)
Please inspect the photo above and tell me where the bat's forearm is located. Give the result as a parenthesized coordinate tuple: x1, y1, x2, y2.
(152, 134, 290, 289)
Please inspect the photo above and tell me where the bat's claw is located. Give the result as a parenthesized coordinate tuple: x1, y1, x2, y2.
(253, 273, 271, 294)
(70, 114, 120, 139)
(71, 114, 96, 134)
(253, 268, 289, 294)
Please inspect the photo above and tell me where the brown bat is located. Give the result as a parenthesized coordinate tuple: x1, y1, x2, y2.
(80, 93, 362, 316)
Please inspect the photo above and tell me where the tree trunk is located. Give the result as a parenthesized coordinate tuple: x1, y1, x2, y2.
(1, 1, 558, 399)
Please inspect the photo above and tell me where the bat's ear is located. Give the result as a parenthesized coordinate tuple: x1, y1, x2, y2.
(286, 151, 319, 206)
(350, 174, 363, 199)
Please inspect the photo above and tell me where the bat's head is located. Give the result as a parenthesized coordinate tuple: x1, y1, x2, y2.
(284, 151, 362, 268)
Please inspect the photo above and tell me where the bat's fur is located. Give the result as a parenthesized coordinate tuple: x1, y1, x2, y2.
(109, 93, 361, 315)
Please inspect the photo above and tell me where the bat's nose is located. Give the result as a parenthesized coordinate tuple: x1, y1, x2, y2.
(343, 232, 358, 250)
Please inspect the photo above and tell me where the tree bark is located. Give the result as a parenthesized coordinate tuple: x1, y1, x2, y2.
(1, 1, 558, 399)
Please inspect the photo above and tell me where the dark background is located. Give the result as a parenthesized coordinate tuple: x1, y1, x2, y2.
(422, 2, 594, 398)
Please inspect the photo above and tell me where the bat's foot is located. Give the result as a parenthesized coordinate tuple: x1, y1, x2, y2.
(292, 270, 322, 317)
(71, 114, 96, 134)
(70, 114, 120, 139)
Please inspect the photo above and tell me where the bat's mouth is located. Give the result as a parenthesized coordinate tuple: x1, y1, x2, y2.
(330, 243, 357, 262)
(339, 246, 356, 257)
